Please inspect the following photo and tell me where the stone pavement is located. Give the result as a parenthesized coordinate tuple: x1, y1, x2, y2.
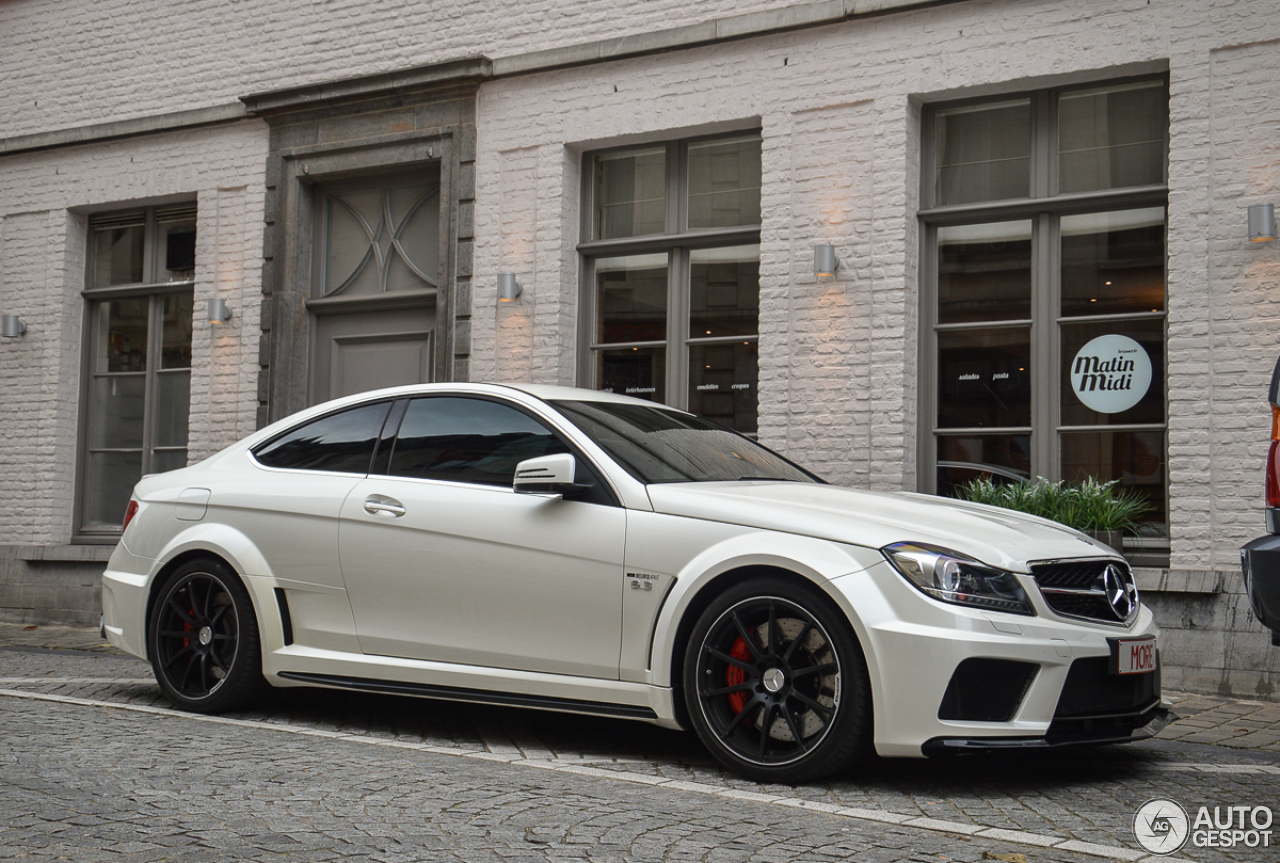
(4, 621, 1280, 862)
(4, 621, 1278, 754)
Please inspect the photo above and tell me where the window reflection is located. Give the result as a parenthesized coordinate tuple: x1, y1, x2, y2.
(937, 328, 1032, 428)
(935, 99, 1031, 206)
(688, 341, 758, 434)
(389, 398, 566, 486)
(598, 346, 665, 403)
(594, 147, 667, 240)
(1059, 80, 1166, 194)
(937, 221, 1032, 324)
(1060, 319, 1165, 427)
(687, 136, 762, 230)
(1061, 208, 1166, 317)
(937, 434, 1031, 498)
(596, 254, 668, 345)
(1061, 429, 1167, 537)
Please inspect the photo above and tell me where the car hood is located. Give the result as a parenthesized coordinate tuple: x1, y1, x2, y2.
(644, 482, 1109, 573)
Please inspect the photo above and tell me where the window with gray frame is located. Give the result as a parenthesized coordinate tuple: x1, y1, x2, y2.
(79, 205, 196, 537)
(921, 78, 1169, 560)
(579, 133, 762, 434)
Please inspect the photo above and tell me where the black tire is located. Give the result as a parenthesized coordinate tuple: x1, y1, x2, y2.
(683, 577, 870, 783)
(148, 558, 269, 713)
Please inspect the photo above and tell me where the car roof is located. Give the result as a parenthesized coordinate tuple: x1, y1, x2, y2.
(236, 382, 680, 451)
(499, 383, 667, 406)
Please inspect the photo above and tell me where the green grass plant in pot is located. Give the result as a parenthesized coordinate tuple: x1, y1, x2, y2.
(956, 476, 1151, 556)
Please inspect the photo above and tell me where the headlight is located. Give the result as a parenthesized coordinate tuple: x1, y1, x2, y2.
(882, 542, 1035, 616)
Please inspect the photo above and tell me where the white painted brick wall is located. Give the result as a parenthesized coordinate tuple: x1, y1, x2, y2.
(470, 0, 1280, 582)
(0, 122, 267, 543)
(3, 0, 1280, 686)
(0, 0, 808, 140)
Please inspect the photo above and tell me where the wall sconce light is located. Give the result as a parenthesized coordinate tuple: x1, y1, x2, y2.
(207, 298, 233, 324)
(1249, 204, 1276, 242)
(1, 314, 27, 338)
(813, 244, 840, 278)
(497, 273, 523, 303)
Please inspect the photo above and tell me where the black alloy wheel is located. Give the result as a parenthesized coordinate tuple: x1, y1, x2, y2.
(684, 577, 869, 783)
(149, 558, 267, 713)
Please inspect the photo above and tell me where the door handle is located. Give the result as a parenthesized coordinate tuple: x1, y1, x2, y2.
(364, 496, 406, 517)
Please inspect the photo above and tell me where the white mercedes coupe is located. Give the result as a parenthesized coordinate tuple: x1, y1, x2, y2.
(102, 383, 1169, 782)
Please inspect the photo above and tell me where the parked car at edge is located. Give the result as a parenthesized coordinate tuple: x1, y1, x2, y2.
(102, 384, 1169, 782)
(1241, 357, 1280, 647)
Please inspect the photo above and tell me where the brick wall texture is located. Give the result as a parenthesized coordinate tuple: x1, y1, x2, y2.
(0, 123, 267, 543)
(3, 0, 1279, 693)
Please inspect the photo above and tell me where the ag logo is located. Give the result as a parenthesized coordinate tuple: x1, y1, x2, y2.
(1070, 334, 1152, 414)
(1134, 798, 1190, 855)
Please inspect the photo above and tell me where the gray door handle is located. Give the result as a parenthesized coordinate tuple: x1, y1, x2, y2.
(364, 496, 406, 517)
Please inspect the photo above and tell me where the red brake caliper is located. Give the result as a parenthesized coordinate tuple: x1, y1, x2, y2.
(726, 636, 753, 715)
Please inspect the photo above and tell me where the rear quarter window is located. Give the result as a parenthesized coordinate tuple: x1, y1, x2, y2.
(253, 402, 392, 473)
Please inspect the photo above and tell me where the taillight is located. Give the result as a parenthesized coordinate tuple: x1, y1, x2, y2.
(1268, 407, 1280, 509)
(122, 500, 140, 532)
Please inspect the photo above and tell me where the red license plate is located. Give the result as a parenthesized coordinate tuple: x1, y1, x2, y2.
(1118, 637, 1157, 675)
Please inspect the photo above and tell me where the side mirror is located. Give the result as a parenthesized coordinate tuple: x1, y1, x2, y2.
(1269, 355, 1280, 408)
(513, 453, 591, 497)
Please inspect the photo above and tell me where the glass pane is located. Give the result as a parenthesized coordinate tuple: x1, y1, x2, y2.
(155, 370, 191, 448)
(1061, 319, 1164, 426)
(596, 253, 668, 344)
(92, 225, 145, 287)
(687, 135, 762, 230)
(1061, 208, 1166, 317)
(254, 402, 391, 473)
(594, 147, 666, 240)
(84, 450, 143, 529)
(389, 397, 567, 486)
(937, 434, 1032, 498)
(689, 246, 759, 339)
(89, 375, 146, 449)
(688, 341, 758, 434)
(158, 221, 196, 282)
(935, 99, 1031, 205)
(597, 346, 665, 402)
(937, 327, 1031, 428)
(551, 399, 815, 485)
(161, 293, 193, 369)
(95, 299, 149, 373)
(1059, 80, 1166, 194)
(937, 221, 1032, 324)
(1060, 429, 1167, 537)
(152, 449, 189, 474)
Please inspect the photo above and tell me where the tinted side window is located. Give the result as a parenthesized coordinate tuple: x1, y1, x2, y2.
(389, 397, 568, 486)
(254, 402, 391, 473)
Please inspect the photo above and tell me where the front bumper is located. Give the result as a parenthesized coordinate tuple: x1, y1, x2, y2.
(829, 560, 1165, 758)
(1241, 529, 1280, 644)
(923, 702, 1171, 755)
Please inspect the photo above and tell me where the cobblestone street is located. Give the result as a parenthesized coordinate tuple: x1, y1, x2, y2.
(3, 624, 1278, 862)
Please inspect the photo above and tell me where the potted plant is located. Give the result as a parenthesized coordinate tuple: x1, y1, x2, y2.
(956, 476, 1151, 556)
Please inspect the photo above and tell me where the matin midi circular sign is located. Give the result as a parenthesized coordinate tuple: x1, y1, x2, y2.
(1070, 334, 1152, 414)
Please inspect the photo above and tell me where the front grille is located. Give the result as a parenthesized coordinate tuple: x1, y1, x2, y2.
(1032, 559, 1136, 624)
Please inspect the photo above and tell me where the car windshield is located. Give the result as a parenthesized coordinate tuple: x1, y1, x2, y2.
(549, 399, 822, 485)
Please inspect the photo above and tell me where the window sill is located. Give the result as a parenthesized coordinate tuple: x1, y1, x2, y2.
(0, 544, 116, 563)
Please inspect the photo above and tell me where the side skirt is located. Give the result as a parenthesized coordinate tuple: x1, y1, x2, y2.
(276, 670, 659, 720)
